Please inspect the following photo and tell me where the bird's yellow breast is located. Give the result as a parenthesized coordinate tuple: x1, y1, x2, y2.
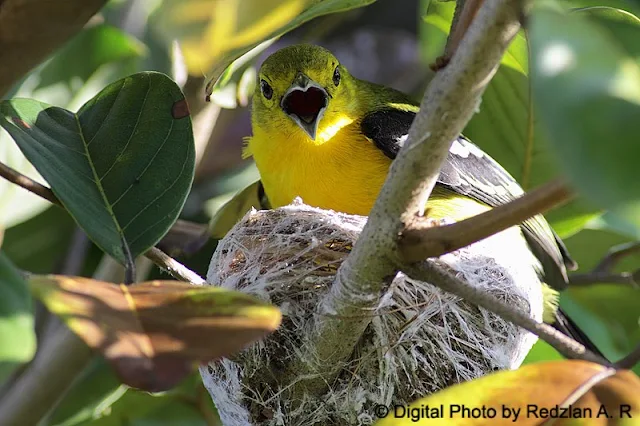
(248, 112, 391, 216)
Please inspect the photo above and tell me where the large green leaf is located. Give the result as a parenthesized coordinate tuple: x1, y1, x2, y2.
(0, 253, 35, 383)
(151, 0, 376, 97)
(0, 26, 146, 229)
(420, 1, 601, 237)
(0, 72, 195, 263)
(530, 6, 640, 234)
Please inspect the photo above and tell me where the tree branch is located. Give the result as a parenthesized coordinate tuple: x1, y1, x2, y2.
(404, 262, 609, 365)
(285, 0, 524, 397)
(615, 343, 640, 370)
(433, 0, 486, 70)
(0, 161, 60, 205)
(398, 179, 573, 262)
(0, 0, 108, 98)
(569, 241, 640, 287)
(146, 247, 206, 285)
(593, 241, 640, 274)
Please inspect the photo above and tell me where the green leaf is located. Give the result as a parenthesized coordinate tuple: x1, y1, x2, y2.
(72, 374, 217, 426)
(2, 206, 76, 274)
(35, 25, 146, 95)
(0, 253, 35, 383)
(522, 340, 564, 364)
(530, 6, 640, 234)
(0, 72, 196, 263)
(48, 358, 125, 426)
(420, 2, 601, 238)
(0, 26, 147, 229)
(151, 0, 376, 97)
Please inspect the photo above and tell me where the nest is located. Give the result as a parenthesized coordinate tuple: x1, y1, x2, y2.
(200, 201, 544, 426)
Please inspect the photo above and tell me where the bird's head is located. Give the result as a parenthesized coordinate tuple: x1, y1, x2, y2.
(252, 44, 356, 144)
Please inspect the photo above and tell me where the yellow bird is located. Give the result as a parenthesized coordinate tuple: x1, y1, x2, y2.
(228, 44, 600, 356)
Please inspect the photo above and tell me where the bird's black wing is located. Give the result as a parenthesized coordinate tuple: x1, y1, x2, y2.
(361, 108, 576, 290)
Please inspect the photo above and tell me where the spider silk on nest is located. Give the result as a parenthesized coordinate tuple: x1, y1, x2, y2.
(200, 199, 543, 426)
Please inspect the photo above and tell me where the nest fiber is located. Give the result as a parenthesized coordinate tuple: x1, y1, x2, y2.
(200, 201, 543, 426)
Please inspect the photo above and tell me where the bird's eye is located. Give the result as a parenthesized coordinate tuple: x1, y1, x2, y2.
(260, 79, 273, 100)
(332, 66, 341, 86)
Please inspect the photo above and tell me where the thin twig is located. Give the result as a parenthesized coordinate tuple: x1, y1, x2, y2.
(594, 241, 640, 274)
(398, 179, 573, 262)
(0, 161, 60, 205)
(404, 262, 609, 365)
(615, 343, 640, 370)
(570, 271, 639, 287)
(146, 247, 206, 285)
(568, 241, 640, 287)
(432, 0, 486, 70)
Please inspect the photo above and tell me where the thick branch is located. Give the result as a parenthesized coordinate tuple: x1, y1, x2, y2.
(286, 0, 524, 397)
(404, 262, 609, 364)
(399, 179, 573, 262)
(0, 0, 108, 98)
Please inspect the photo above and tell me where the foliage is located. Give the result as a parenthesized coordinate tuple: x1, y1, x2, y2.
(0, 0, 638, 425)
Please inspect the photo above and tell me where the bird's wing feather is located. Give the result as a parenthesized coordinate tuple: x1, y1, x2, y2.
(360, 107, 575, 289)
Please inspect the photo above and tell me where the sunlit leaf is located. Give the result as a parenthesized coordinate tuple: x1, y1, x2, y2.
(29, 276, 281, 392)
(420, 1, 602, 238)
(374, 361, 640, 425)
(0, 72, 195, 264)
(0, 253, 35, 383)
(530, 6, 640, 234)
(152, 0, 376, 98)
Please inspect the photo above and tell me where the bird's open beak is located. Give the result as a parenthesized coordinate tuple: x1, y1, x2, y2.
(280, 73, 328, 141)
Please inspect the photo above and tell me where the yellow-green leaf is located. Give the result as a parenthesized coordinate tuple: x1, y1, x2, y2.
(29, 275, 281, 392)
(374, 361, 640, 425)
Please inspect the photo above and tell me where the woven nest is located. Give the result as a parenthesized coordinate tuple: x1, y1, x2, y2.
(200, 200, 544, 426)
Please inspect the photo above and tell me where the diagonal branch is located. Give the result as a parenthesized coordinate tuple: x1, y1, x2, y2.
(404, 262, 608, 365)
(284, 0, 525, 397)
(0, 161, 60, 205)
(398, 179, 573, 262)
